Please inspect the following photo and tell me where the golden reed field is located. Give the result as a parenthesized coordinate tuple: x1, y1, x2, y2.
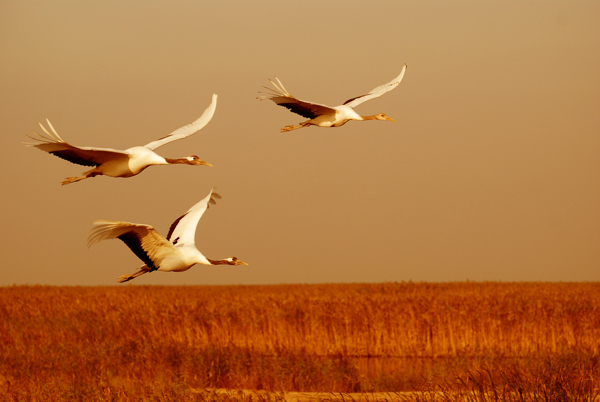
(0, 282, 598, 401)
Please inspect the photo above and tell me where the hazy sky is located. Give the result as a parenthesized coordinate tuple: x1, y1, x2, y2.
(2, 1, 599, 286)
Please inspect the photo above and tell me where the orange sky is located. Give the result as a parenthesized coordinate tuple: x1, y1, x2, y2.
(1, 1, 599, 285)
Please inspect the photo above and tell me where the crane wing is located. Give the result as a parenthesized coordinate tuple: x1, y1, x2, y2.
(26, 119, 129, 167)
(343, 64, 407, 108)
(88, 220, 175, 271)
(257, 77, 336, 119)
(166, 188, 221, 246)
(143, 94, 218, 150)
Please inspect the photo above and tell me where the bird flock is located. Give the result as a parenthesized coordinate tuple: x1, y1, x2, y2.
(26, 65, 407, 283)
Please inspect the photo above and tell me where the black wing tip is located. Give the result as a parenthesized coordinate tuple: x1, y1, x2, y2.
(116, 232, 159, 271)
(166, 212, 189, 241)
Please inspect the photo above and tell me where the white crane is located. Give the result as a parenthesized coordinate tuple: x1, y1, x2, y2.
(258, 65, 407, 132)
(26, 94, 218, 185)
(88, 188, 248, 283)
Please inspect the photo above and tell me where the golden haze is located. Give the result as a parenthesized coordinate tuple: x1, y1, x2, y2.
(1, 1, 599, 285)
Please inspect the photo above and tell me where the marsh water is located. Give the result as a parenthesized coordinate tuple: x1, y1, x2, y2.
(352, 356, 511, 389)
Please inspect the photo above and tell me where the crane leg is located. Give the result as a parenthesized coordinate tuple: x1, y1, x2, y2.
(280, 122, 311, 133)
(61, 169, 101, 185)
(61, 176, 88, 185)
(117, 267, 150, 283)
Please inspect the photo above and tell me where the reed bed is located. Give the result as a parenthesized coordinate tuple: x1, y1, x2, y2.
(0, 282, 598, 400)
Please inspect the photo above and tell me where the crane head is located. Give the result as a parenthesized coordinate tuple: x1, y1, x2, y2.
(186, 155, 213, 167)
(224, 257, 248, 266)
(374, 113, 395, 122)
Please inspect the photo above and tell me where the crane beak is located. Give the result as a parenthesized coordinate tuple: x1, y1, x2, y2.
(200, 161, 213, 167)
(387, 117, 396, 122)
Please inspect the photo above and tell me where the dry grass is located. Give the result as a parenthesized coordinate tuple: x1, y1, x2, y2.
(0, 282, 598, 400)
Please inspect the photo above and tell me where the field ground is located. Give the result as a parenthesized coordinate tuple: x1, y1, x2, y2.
(191, 388, 416, 401)
(0, 282, 598, 400)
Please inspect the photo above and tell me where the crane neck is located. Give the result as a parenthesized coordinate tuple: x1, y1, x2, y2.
(165, 157, 191, 164)
(207, 258, 233, 265)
